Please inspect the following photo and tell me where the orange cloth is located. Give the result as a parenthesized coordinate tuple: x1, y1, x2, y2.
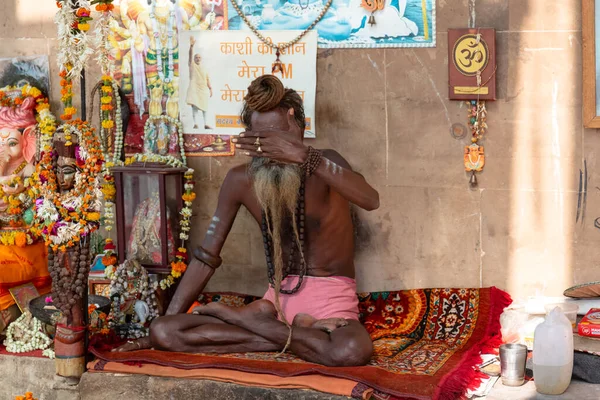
(187, 301, 200, 313)
(0, 243, 51, 310)
(87, 360, 357, 397)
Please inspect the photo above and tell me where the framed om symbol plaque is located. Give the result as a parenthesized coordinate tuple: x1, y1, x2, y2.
(447, 28, 496, 101)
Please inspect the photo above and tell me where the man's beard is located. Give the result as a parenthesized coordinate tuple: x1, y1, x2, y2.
(249, 157, 301, 220)
(249, 157, 302, 324)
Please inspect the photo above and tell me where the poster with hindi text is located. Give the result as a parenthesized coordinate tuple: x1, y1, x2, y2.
(179, 30, 317, 138)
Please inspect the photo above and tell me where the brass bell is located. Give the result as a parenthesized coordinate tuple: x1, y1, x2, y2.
(469, 171, 478, 187)
(368, 14, 376, 26)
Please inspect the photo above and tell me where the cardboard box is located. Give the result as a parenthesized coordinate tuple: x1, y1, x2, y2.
(578, 308, 600, 338)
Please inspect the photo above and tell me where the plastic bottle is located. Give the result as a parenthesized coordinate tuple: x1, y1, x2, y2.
(532, 307, 574, 395)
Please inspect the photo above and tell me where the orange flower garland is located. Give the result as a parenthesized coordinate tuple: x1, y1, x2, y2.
(32, 118, 104, 252)
(161, 169, 195, 288)
(15, 392, 37, 400)
(94, 0, 115, 12)
(59, 67, 75, 122)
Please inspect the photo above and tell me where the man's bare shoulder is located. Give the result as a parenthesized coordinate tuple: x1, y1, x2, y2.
(321, 149, 353, 170)
(223, 163, 252, 187)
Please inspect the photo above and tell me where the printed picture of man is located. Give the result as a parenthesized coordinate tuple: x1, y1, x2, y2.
(186, 36, 213, 130)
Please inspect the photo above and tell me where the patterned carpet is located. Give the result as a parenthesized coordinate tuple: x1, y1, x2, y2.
(90, 287, 511, 400)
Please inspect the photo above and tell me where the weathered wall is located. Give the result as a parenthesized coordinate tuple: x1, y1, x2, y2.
(3, 0, 596, 300)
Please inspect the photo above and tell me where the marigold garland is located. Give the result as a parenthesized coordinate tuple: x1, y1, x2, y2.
(55, 0, 94, 80)
(161, 169, 195, 289)
(31, 118, 104, 252)
(15, 392, 38, 400)
(0, 230, 33, 247)
(59, 67, 75, 121)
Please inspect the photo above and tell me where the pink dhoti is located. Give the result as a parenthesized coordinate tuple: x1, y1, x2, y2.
(262, 275, 359, 324)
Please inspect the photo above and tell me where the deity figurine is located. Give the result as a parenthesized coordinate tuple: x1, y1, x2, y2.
(0, 86, 51, 312)
(464, 143, 485, 172)
(464, 143, 485, 187)
(0, 95, 37, 227)
(53, 134, 80, 193)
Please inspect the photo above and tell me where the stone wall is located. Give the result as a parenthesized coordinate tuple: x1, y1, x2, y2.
(2, 0, 596, 300)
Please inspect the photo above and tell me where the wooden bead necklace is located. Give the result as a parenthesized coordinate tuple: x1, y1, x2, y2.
(262, 176, 306, 294)
(261, 148, 322, 293)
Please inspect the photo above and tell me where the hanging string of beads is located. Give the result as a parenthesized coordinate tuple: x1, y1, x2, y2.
(229, 0, 332, 72)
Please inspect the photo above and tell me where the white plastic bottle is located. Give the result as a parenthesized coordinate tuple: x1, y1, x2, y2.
(532, 307, 574, 395)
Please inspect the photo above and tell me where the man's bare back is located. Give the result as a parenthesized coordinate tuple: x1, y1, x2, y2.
(229, 149, 357, 279)
(116, 76, 379, 367)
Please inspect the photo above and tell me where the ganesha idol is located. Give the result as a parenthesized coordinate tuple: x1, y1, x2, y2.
(0, 96, 37, 224)
(0, 86, 52, 311)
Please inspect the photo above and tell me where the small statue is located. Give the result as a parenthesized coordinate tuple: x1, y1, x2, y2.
(464, 143, 485, 172)
(464, 143, 485, 187)
(134, 300, 150, 324)
(0, 94, 37, 226)
(54, 132, 80, 193)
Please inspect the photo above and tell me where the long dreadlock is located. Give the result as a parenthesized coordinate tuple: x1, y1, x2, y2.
(243, 75, 306, 355)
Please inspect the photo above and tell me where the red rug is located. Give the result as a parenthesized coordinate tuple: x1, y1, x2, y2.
(0, 344, 44, 358)
(90, 287, 511, 400)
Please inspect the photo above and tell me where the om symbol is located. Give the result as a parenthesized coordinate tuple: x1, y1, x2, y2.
(452, 34, 489, 76)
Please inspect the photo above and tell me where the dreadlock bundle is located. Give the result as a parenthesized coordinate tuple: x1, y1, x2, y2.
(241, 75, 306, 130)
(243, 75, 311, 356)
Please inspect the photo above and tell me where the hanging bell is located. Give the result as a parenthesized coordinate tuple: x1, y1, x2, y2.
(368, 13, 376, 26)
(469, 171, 478, 187)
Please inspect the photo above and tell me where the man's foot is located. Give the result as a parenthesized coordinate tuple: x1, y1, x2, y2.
(292, 313, 349, 333)
(193, 124, 198, 129)
(204, 125, 212, 130)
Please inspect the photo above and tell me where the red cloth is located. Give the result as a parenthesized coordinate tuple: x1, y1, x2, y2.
(0, 344, 44, 358)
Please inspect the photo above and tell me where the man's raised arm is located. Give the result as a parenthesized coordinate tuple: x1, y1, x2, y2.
(313, 149, 380, 211)
(165, 168, 243, 315)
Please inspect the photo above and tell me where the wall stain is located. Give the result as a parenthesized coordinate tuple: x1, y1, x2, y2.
(318, 49, 335, 59)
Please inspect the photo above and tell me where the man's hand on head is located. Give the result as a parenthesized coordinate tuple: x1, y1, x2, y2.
(232, 108, 308, 164)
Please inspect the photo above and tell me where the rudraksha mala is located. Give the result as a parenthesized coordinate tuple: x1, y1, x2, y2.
(48, 244, 91, 317)
(299, 146, 322, 177)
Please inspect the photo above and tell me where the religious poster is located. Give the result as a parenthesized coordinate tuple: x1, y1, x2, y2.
(0, 56, 50, 95)
(179, 30, 318, 138)
(447, 28, 496, 101)
(226, 0, 435, 48)
(108, 0, 234, 156)
(8, 283, 40, 313)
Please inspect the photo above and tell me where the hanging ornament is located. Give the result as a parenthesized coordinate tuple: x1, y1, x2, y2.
(464, 100, 487, 187)
(361, 0, 384, 26)
(230, 0, 332, 72)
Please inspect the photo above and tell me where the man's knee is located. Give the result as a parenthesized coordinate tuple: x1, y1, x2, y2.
(327, 332, 373, 367)
(150, 317, 174, 350)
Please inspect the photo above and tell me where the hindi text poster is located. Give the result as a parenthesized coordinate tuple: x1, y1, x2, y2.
(179, 30, 317, 138)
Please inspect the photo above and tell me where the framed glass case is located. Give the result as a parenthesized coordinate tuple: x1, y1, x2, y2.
(112, 164, 187, 273)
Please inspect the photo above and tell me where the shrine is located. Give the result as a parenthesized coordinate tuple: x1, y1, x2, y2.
(2, 1, 600, 399)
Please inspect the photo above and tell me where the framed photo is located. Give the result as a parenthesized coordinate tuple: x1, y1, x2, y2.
(89, 279, 111, 297)
(8, 283, 40, 313)
(583, 0, 600, 127)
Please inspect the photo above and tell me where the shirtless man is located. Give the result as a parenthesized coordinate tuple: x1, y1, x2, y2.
(118, 75, 380, 367)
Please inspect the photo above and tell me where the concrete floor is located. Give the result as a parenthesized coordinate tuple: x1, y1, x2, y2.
(2, 352, 599, 400)
(486, 380, 600, 400)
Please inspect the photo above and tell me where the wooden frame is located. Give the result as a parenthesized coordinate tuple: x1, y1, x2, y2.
(583, 0, 600, 127)
(112, 163, 186, 274)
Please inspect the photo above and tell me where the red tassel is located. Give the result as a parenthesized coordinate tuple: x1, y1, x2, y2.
(435, 287, 513, 400)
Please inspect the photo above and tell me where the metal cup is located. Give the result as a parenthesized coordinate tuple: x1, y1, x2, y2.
(499, 343, 528, 387)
